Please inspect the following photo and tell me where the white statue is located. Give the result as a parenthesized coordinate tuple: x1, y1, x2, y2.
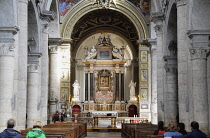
(73, 80, 80, 97)
(129, 80, 136, 97)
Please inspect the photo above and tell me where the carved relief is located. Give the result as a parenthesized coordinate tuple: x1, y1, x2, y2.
(27, 64, 39, 72)
(90, 0, 117, 8)
(190, 47, 210, 60)
(140, 88, 148, 100)
(28, 37, 36, 53)
(0, 44, 15, 56)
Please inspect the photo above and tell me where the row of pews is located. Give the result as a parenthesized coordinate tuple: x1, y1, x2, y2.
(121, 123, 163, 138)
(21, 122, 87, 138)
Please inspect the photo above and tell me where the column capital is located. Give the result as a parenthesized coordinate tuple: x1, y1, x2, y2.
(0, 43, 15, 56)
(49, 46, 58, 53)
(164, 56, 177, 74)
(147, 38, 157, 54)
(27, 64, 39, 72)
(176, 0, 187, 7)
(151, 12, 164, 35)
(190, 47, 210, 60)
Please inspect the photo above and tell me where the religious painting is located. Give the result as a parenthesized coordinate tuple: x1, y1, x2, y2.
(59, 0, 80, 16)
(98, 70, 111, 90)
(60, 88, 69, 102)
(140, 88, 148, 100)
(100, 76, 109, 87)
(140, 50, 148, 62)
(140, 69, 148, 82)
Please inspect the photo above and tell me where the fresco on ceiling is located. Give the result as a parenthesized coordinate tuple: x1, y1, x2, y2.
(128, 0, 150, 14)
(59, 0, 80, 16)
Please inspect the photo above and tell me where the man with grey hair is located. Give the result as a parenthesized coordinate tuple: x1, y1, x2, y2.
(0, 119, 22, 138)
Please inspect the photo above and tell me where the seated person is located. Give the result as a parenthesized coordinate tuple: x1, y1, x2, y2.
(177, 123, 188, 135)
(154, 121, 166, 135)
(26, 121, 46, 138)
(164, 122, 182, 138)
(52, 111, 64, 123)
(173, 121, 207, 138)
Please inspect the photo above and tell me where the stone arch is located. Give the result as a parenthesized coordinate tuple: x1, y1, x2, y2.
(49, 0, 60, 38)
(28, 1, 41, 54)
(60, 0, 149, 43)
(165, 1, 177, 53)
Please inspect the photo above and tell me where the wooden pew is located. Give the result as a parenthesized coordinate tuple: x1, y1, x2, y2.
(21, 123, 87, 138)
(44, 123, 87, 138)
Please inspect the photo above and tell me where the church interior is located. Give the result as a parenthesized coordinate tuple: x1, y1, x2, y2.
(0, 0, 210, 136)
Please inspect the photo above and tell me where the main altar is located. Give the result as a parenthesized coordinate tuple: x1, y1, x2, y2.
(77, 35, 134, 117)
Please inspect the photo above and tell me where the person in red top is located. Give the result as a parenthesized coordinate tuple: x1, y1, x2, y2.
(154, 121, 166, 135)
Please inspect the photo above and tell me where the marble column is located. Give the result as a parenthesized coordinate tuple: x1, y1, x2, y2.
(90, 73, 94, 101)
(0, 43, 15, 131)
(148, 38, 158, 124)
(49, 45, 59, 122)
(115, 73, 120, 101)
(39, 9, 55, 124)
(151, 12, 165, 121)
(27, 64, 39, 128)
(85, 73, 88, 101)
(121, 73, 124, 101)
(176, 0, 190, 129)
(164, 56, 178, 126)
(17, 0, 28, 130)
(190, 47, 209, 133)
(40, 25, 49, 124)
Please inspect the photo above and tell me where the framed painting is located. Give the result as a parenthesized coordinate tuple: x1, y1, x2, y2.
(140, 69, 148, 82)
(140, 50, 148, 62)
(140, 88, 148, 100)
(98, 70, 111, 90)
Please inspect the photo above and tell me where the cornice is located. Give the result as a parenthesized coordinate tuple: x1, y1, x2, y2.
(0, 26, 20, 35)
(187, 30, 210, 38)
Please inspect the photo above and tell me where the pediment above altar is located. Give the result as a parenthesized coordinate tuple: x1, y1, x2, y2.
(83, 36, 126, 61)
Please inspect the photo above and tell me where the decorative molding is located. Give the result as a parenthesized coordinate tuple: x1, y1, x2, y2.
(190, 47, 210, 60)
(176, 0, 187, 7)
(0, 43, 15, 56)
(27, 64, 39, 72)
(0, 26, 20, 35)
(48, 38, 62, 45)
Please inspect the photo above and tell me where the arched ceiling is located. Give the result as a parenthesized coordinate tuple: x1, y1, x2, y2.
(71, 9, 139, 51)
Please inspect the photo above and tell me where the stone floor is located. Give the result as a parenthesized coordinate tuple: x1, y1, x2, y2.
(85, 132, 122, 138)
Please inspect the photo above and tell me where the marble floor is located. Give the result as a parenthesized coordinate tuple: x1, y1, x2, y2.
(85, 132, 122, 138)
